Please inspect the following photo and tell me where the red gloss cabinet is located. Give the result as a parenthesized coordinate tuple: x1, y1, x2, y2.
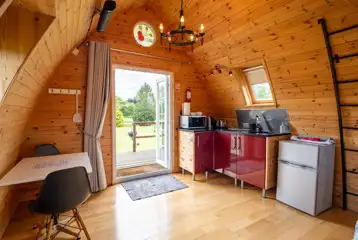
(195, 132, 214, 173)
(213, 133, 266, 189)
(237, 135, 266, 188)
(180, 129, 288, 192)
(213, 132, 231, 170)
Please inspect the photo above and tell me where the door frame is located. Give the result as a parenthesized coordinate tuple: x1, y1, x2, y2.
(111, 65, 174, 184)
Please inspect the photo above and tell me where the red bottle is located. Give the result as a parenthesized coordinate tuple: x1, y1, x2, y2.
(185, 88, 192, 102)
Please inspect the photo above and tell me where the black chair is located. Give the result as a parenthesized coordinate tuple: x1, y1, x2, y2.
(29, 167, 91, 240)
(35, 144, 60, 157)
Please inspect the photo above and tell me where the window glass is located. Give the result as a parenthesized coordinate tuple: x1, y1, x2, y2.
(244, 66, 273, 103)
(251, 83, 273, 100)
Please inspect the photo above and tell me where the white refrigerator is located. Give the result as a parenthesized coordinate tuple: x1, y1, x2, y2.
(276, 140, 335, 216)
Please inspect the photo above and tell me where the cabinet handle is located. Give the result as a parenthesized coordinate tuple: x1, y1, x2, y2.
(197, 136, 200, 148)
(234, 137, 237, 149)
(238, 137, 241, 150)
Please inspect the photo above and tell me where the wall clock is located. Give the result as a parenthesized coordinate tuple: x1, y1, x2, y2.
(133, 22, 156, 47)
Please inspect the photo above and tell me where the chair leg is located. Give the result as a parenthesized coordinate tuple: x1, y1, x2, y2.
(46, 217, 53, 240)
(36, 216, 47, 240)
(73, 208, 91, 240)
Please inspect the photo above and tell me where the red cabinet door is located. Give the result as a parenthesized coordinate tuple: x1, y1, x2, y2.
(194, 132, 214, 173)
(225, 134, 238, 175)
(213, 132, 231, 170)
(237, 135, 266, 188)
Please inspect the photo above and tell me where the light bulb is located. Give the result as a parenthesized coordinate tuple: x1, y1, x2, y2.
(180, 15, 185, 24)
(168, 36, 172, 42)
(190, 35, 194, 41)
(229, 70, 233, 76)
(159, 23, 164, 33)
(200, 24, 204, 33)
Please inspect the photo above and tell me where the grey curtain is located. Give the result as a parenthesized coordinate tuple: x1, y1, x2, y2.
(84, 41, 111, 192)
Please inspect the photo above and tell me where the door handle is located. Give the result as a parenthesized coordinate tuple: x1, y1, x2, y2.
(237, 136, 241, 150)
(197, 135, 200, 148)
(234, 136, 237, 149)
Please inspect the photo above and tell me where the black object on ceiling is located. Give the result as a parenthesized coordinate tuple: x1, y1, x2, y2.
(97, 0, 117, 32)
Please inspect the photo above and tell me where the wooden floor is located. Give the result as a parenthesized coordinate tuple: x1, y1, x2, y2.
(117, 163, 165, 177)
(3, 173, 358, 240)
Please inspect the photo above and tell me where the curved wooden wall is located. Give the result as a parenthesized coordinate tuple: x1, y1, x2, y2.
(0, 0, 96, 236)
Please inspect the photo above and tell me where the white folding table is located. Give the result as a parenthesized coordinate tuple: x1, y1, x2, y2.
(0, 152, 92, 187)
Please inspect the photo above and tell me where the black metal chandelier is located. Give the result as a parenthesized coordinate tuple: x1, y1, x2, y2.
(159, 0, 205, 51)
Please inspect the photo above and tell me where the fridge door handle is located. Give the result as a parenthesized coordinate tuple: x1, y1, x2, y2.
(279, 159, 317, 172)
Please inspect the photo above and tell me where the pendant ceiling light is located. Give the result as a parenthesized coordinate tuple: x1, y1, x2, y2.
(159, 0, 205, 51)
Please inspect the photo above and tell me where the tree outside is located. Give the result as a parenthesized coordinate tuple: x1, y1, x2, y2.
(133, 83, 156, 122)
(116, 83, 157, 153)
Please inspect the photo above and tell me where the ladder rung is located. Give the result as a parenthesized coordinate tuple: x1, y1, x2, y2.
(328, 24, 358, 36)
(347, 192, 358, 197)
(345, 149, 358, 152)
(340, 104, 358, 107)
(346, 170, 358, 174)
(343, 127, 358, 130)
(338, 79, 358, 84)
(335, 53, 358, 63)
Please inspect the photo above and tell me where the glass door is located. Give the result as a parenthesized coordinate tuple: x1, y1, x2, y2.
(155, 77, 169, 168)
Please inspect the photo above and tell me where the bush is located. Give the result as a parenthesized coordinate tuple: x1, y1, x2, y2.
(121, 102, 135, 117)
(116, 108, 124, 127)
(133, 105, 155, 122)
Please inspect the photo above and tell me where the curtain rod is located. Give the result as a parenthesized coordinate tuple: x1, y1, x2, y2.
(110, 48, 192, 65)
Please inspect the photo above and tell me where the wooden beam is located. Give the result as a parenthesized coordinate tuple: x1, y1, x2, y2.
(0, 0, 13, 18)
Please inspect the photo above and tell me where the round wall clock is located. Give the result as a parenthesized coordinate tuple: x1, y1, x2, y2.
(133, 22, 156, 47)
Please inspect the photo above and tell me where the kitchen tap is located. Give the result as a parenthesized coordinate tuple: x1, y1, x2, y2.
(255, 115, 262, 133)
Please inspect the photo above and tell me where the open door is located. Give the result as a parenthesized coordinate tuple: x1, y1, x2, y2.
(156, 77, 169, 168)
(113, 68, 171, 183)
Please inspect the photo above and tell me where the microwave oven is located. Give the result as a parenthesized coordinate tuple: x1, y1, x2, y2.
(180, 116, 207, 129)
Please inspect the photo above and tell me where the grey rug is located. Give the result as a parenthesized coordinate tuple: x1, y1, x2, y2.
(121, 174, 188, 201)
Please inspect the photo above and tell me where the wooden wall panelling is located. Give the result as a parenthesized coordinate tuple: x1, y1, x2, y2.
(344, 0, 358, 8)
(20, 46, 88, 157)
(0, 0, 96, 237)
(0, 5, 53, 100)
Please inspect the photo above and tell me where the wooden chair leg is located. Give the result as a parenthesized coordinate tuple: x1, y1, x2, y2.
(36, 216, 47, 239)
(73, 209, 91, 240)
(46, 217, 53, 240)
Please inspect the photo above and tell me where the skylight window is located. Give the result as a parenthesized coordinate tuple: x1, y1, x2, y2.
(240, 65, 276, 106)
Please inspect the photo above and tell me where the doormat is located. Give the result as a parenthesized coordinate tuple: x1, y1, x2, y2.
(121, 174, 188, 201)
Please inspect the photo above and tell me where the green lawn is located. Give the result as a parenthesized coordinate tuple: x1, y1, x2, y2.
(116, 119, 157, 153)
